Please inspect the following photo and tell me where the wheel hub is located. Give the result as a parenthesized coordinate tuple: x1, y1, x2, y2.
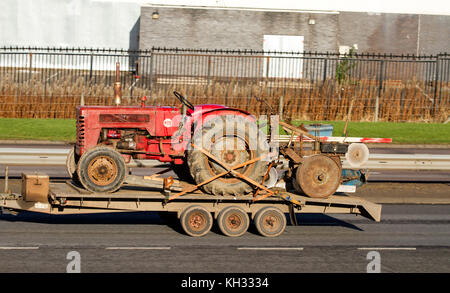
(87, 155, 118, 186)
(188, 213, 206, 231)
(263, 215, 277, 230)
(209, 136, 251, 176)
(226, 214, 242, 229)
(314, 171, 327, 184)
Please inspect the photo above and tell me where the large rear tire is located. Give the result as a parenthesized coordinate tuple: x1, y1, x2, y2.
(76, 147, 127, 193)
(187, 115, 269, 196)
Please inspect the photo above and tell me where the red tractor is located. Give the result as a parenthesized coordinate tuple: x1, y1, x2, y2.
(66, 90, 269, 196)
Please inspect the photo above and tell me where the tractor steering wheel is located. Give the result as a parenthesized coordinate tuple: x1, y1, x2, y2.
(173, 91, 195, 110)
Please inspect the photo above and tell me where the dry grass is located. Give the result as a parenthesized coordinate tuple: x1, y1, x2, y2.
(0, 74, 448, 122)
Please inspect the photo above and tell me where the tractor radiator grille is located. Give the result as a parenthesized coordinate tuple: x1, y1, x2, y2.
(76, 115, 85, 151)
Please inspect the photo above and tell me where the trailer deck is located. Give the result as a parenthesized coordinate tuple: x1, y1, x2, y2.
(0, 178, 381, 237)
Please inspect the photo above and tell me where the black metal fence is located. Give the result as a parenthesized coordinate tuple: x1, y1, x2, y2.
(1, 46, 449, 85)
(0, 46, 449, 121)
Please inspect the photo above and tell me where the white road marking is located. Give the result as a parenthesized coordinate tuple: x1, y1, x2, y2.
(237, 247, 304, 251)
(0, 246, 39, 250)
(357, 247, 416, 251)
(105, 247, 171, 250)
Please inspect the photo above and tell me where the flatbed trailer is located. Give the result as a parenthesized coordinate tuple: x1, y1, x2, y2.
(0, 177, 381, 237)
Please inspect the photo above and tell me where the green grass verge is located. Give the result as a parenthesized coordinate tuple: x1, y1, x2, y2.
(0, 118, 449, 144)
(0, 118, 76, 142)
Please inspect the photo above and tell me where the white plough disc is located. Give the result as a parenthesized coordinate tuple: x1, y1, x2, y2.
(263, 167, 279, 189)
(345, 143, 370, 168)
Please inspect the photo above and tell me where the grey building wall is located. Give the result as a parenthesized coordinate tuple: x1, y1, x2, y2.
(140, 6, 339, 52)
(338, 12, 419, 54)
(419, 15, 450, 54)
(139, 5, 450, 54)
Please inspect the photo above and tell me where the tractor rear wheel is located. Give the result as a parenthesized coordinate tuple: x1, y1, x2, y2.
(76, 147, 127, 193)
(187, 115, 269, 196)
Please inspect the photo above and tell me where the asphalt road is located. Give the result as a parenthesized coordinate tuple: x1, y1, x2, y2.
(0, 204, 449, 273)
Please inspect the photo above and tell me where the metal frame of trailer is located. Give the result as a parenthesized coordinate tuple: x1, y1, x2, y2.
(0, 180, 381, 237)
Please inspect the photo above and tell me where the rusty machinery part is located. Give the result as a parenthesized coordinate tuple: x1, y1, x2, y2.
(114, 62, 122, 106)
(345, 143, 370, 168)
(254, 206, 287, 237)
(76, 147, 127, 193)
(187, 115, 269, 196)
(65, 147, 77, 178)
(294, 154, 342, 199)
(180, 205, 213, 237)
(173, 91, 195, 110)
(320, 142, 349, 154)
(217, 206, 250, 237)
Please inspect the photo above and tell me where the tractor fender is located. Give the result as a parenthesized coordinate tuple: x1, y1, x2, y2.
(191, 107, 256, 133)
(170, 107, 256, 154)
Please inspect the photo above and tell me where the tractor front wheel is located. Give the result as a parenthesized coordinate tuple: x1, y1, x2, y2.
(76, 147, 127, 193)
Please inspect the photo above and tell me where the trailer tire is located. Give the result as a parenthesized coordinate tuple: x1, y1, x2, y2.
(254, 207, 286, 237)
(180, 205, 213, 237)
(217, 206, 249, 237)
(187, 115, 269, 196)
(76, 147, 127, 193)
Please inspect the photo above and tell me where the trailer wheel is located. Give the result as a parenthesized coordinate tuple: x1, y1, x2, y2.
(76, 147, 127, 193)
(254, 207, 286, 237)
(217, 206, 249, 237)
(180, 206, 213, 237)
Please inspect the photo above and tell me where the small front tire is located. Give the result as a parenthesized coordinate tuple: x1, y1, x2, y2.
(76, 147, 127, 193)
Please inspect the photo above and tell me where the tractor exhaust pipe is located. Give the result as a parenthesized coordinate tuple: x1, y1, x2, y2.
(114, 62, 122, 105)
